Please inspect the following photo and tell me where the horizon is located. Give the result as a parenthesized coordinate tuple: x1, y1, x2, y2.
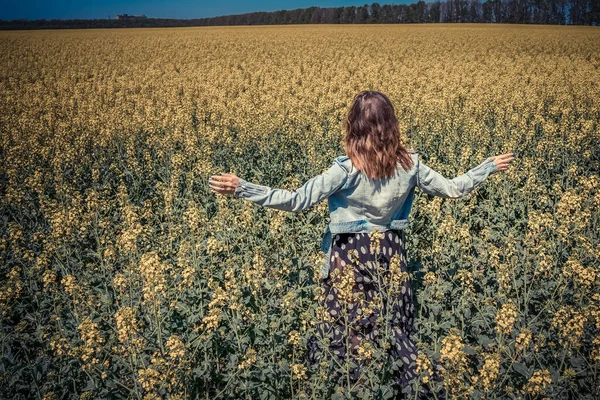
(1, 0, 424, 21)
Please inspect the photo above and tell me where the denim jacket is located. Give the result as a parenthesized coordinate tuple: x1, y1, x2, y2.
(233, 151, 499, 278)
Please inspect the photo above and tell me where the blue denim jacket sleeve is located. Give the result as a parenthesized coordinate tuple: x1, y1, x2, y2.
(416, 155, 499, 198)
(233, 157, 349, 212)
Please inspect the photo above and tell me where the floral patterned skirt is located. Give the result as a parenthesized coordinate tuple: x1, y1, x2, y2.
(307, 229, 445, 399)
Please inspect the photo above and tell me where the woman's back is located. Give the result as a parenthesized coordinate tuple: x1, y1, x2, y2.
(327, 152, 418, 230)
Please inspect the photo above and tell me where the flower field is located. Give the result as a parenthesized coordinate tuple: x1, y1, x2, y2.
(0, 23, 599, 399)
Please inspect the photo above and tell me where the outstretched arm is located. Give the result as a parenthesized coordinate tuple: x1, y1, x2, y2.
(417, 152, 514, 198)
(209, 158, 349, 212)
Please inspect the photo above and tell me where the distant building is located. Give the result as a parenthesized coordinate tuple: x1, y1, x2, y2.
(115, 14, 147, 20)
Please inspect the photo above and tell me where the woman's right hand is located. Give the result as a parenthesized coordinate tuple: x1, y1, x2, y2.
(491, 152, 515, 172)
(209, 173, 240, 196)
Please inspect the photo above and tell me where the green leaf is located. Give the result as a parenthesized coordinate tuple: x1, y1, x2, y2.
(463, 307, 471, 318)
(82, 378, 96, 391)
(569, 356, 585, 370)
(514, 278, 523, 288)
(512, 362, 532, 378)
(477, 335, 493, 346)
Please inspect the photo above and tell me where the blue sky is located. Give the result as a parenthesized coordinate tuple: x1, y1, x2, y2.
(1, 0, 420, 20)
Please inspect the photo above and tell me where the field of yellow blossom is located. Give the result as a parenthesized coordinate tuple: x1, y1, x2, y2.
(1, 23, 599, 399)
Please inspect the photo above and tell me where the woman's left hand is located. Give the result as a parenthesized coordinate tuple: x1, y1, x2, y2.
(209, 173, 240, 195)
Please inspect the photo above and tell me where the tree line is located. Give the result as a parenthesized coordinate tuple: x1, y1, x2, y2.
(1, 0, 599, 29)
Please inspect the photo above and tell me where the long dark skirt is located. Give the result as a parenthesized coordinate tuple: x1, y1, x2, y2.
(307, 229, 445, 399)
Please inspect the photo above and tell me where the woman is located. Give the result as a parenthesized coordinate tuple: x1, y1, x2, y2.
(209, 90, 514, 398)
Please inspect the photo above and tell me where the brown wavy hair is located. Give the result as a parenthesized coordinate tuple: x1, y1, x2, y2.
(344, 90, 414, 179)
